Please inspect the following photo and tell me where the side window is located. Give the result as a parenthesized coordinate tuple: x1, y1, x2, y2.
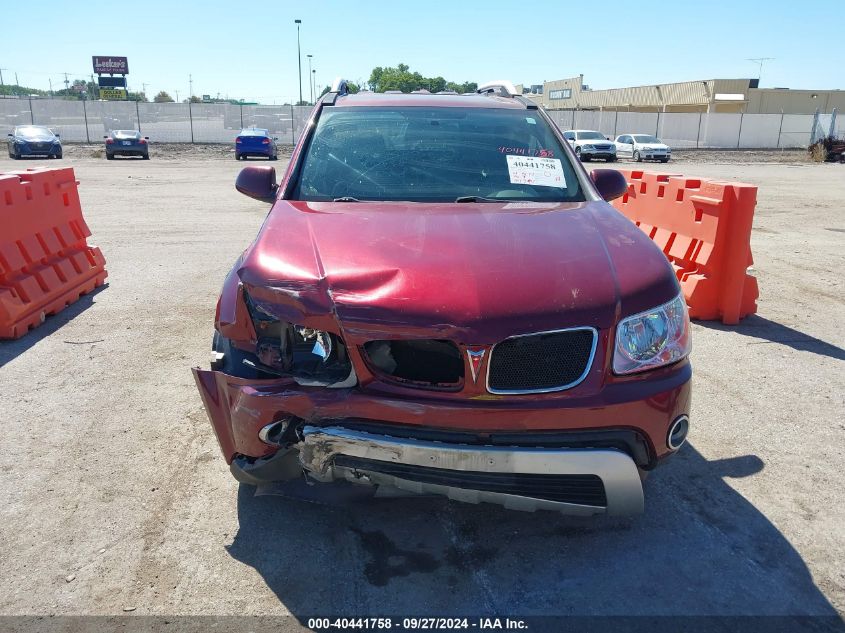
(563, 132, 574, 141)
(621, 136, 630, 144)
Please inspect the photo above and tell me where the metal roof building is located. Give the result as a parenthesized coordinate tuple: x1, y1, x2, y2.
(516, 75, 844, 114)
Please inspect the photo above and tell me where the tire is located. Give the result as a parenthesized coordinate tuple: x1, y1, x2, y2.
(13, 146, 21, 160)
(607, 156, 617, 162)
(55, 153, 62, 159)
(143, 153, 150, 160)
(633, 150, 642, 162)
(106, 153, 114, 160)
(270, 154, 278, 161)
(574, 147, 582, 161)
(660, 158, 670, 163)
(235, 153, 242, 161)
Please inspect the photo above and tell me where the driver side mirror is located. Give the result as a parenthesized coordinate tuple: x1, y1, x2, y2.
(591, 169, 628, 202)
(55, 133, 61, 138)
(236, 165, 278, 203)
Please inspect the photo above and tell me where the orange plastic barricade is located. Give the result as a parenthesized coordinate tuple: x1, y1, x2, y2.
(611, 170, 758, 325)
(0, 167, 107, 339)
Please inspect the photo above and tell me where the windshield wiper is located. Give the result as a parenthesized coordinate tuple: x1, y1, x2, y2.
(455, 196, 501, 203)
(333, 196, 361, 202)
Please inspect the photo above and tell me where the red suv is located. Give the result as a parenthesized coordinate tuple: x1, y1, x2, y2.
(193, 80, 692, 516)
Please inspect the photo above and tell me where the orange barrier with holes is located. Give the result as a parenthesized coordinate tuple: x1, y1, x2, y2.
(611, 170, 758, 324)
(0, 167, 107, 339)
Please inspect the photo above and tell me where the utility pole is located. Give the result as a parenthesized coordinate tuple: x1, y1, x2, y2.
(49, 78, 53, 96)
(306, 54, 314, 103)
(175, 89, 180, 103)
(63, 73, 70, 91)
(747, 57, 774, 86)
(141, 83, 148, 99)
(189, 74, 193, 100)
(294, 19, 302, 104)
(312, 69, 316, 101)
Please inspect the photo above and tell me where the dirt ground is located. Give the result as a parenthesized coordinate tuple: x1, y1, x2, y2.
(0, 147, 843, 628)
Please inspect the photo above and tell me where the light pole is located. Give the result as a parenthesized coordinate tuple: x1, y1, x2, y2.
(312, 69, 317, 101)
(294, 19, 302, 105)
(306, 54, 313, 103)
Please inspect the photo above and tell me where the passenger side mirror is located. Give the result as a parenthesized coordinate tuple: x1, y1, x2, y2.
(236, 165, 278, 203)
(590, 169, 628, 202)
(144, 136, 149, 140)
(55, 133, 61, 138)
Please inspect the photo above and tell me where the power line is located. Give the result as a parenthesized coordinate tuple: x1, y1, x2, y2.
(747, 57, 774, 85)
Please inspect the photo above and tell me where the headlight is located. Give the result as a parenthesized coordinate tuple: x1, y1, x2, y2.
(245, 290, 355, 387)
(613, 294, 691, 374)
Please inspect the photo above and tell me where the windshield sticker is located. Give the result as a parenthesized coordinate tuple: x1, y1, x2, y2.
(498, 146, 555, 158)
(506, 156, 566, 188)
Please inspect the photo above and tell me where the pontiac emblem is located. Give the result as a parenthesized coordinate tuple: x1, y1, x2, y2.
(466, 348, 487, 384)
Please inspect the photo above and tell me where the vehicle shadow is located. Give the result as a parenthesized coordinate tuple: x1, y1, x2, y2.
(0, 285, 106, 369)
(696, 315, 845, 362)
(226, 444, 842, 621)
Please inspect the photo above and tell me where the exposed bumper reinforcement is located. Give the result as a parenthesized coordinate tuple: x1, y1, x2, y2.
(298, 425, 644, 516)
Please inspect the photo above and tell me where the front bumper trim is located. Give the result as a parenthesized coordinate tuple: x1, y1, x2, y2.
(298, 425, 644, 515)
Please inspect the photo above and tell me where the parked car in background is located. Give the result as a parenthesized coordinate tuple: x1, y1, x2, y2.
(104, 130, 150, 160)
(561, 130, 617, 162)
(615, 134, 671, 163)
(235, 128, 278, 161)
(194, 80, 692, 517)
(6, 125, 62, 159)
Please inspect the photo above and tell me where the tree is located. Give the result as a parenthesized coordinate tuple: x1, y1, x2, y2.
(154, 91, 174, 103)
(367, 64, 475, 94)
(189, 95, 201, 103)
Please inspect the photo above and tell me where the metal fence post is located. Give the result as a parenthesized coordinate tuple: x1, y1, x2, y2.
(776, 111, 784, 149)
(188, 100, 194, 143)
(655, 111, 660, 136)
(28, 97, 34, 124)
(613, 110, 618, 137)
(736, 111, 744, 148)
(290, 104, 295, 145)
(696, 112, 702, 149)
(136, 99, 141, 133)
(239, 103, 243, 129)
(82, 99, 90, 143)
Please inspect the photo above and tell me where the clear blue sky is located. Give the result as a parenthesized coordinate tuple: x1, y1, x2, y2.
(5, 0, 843, 103)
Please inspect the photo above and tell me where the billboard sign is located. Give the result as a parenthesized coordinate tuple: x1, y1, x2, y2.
(93, 56, 129, 74)
(100, 88, 127, 100)
(98, 76, 127, 88)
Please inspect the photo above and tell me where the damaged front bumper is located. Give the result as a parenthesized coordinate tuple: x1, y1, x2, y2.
(193, 364, 691, 515)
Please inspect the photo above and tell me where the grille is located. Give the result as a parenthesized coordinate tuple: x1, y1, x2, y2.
(334, 455, 607, 507)
(487, 328, 596, 394)
(595, 144, 613, 151)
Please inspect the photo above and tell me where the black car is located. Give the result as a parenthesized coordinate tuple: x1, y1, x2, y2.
(7, 125, 62, 159)
(105, 130, 150, 160)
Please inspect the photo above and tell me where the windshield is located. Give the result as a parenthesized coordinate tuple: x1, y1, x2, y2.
(15, 126, 53, 138)
(576, 131, 606, 140)
(291, 107, 583, 203)
(633, 135, 660, 143)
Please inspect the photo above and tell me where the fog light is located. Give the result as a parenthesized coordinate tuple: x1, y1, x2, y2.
(667, 415, 689, 450)
(258, 419, 291, 445)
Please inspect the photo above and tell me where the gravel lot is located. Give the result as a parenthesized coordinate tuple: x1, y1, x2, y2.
(0, 148, 843, 628)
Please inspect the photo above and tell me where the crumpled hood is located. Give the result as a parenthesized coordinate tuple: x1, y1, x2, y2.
(238, 199, 677, 343)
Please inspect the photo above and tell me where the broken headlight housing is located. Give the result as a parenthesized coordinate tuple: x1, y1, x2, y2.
(245, 292, 355, 387)
(613, 294, 691, 375)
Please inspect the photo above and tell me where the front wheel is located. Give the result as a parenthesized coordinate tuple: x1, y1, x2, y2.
(660, 157, 670, 163)
(575, 147, 582, 161)
(106, 153, 114, 160)
(607, 156, 617, 162)
(143, 153, 150, 160)
(633, 150, 642, 162)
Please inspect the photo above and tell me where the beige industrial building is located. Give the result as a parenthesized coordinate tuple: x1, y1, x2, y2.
(515, 76, 845, 114)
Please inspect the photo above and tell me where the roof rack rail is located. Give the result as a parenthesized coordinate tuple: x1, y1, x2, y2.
(320, 77, 349, 105)
(476, 80, 537, 109)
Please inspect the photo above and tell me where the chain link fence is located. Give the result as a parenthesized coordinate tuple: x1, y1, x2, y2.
(2, 97, 835, 149)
